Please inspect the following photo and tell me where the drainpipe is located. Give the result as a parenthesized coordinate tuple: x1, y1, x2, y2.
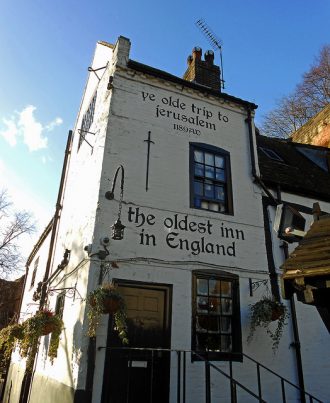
(282, 242, 306, 403)
(245, 108, 280, 299)
(40, 130, 73, 306)
(245, 111, 306, 401)
(20, 130, 73, 403)
(276, 186, 306, 403)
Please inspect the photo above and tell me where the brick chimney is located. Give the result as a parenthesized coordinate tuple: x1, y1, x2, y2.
(183, 47, 221, 92)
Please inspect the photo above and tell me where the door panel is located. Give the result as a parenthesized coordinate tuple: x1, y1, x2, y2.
(101, 283, 172, 403)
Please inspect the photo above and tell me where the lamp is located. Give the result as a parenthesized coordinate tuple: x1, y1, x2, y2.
(111, 219, 125, 240)
(105, 165, 126, 240)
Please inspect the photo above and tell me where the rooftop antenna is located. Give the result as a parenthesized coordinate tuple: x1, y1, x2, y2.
(196, 18, 225, 90)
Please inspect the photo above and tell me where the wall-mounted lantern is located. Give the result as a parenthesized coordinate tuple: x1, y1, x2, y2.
(273, 204, 306, 243)
(105, 165, 126, 240)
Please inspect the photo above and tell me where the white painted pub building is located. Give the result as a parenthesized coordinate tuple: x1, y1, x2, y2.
(3, 37, 330, 403)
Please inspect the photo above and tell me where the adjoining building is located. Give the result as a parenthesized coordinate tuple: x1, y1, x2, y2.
(3, 37, 330, 403)
(291, 103, 330, 148)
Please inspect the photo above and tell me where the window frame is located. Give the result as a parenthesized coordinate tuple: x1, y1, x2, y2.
(189, 143, 234, 215)
(78, 91, 97, 150)
(259, 147, 284, 162)
(192, 270, 242, 362)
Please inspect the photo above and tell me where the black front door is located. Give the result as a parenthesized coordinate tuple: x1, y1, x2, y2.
(101, 282, 172, 403)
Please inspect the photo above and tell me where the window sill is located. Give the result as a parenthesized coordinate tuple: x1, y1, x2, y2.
(191, 351, 243, 362)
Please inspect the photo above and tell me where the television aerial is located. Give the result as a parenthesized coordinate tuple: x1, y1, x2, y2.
(196, 18, 225, 90)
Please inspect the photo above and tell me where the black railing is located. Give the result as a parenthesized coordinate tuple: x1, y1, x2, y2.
(98, 346, 323, 403)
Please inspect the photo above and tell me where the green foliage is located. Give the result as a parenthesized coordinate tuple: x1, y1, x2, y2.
(0, 309, 63, 371)
(87, 283, 129, 344)
(0, 323, 24, 362)
(18, 309, 63, 359)
(247, 297, 289, 352)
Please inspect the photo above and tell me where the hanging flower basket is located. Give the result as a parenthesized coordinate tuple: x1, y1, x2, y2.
(41, 322, 58, 336)
(89, 294, 121, 314)
(87, 283, 128, 344)
(271, 304, 285, 321)
(17, 309, 63, 370)
(247, 297, 289, 352)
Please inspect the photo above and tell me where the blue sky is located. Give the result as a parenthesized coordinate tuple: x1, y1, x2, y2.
(0, 0, 329, 260)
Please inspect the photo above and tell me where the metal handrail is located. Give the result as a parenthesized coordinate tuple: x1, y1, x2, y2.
(241, 352, 322, 403)
(98, 346, 323, 403)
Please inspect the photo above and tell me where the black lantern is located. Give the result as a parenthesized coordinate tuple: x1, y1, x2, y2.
(106, 165, 126, 240)
(111, 219, 126, 240)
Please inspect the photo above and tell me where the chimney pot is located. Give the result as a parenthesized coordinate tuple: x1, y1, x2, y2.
(187, 55, 193, 65)
(183, 46, 221, 92)
(204, 50, 214, 65)
(192, 46, 202, 61)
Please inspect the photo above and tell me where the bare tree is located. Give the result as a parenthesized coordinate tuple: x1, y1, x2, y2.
(261, 45, 330, 138)
(0, 190, 35, 279)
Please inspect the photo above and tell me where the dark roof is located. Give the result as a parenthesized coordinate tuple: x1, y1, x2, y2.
(257, 135, 330, 201)
(127, 60, 258, 110)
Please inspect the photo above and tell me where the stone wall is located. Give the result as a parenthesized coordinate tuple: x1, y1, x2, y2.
(291, 104, 330, 147)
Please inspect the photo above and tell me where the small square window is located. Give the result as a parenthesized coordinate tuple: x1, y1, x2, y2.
(259, 147, 284, 162)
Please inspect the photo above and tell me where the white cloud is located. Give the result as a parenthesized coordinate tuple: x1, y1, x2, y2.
(1, 117, 19, 146)
(0, 105, 63, 152)
(19, 105, 47, 151)
(45, 117, 63, 132)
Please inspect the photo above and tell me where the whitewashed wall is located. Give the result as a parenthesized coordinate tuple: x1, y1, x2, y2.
(6, 36, 330, 403)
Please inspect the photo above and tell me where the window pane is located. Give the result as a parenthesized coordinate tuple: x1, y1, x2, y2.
(197, 296, 209, 312)
(221, 335, 232, 352)
(194, 150, 204, 163)
(194, 163, 204, 176)
(194, 197, 201, 208)
(196, 333, 208, 350)
(209, 203, 219, 212)
(221, 281, 232, 297)
(204, 183, 214, 198)
(201, 201, 209, 210)
(205, 152, 214, 166)
(197, 279, 208, 295)
(205, 166, 215, 179)
(194, 181, 203, 196)
(221, 299, 232, 314)
(197, 316, 219, 332)
(209, 297, 221, 314)
(209, 280, 221, 295)
(215, 168, 225, 181)
(197, 315, 208, 331)
(215, 186, 225, 201)
(219, 202, 226, 212)
(207, 335, 221, 351)
(215, 155, 224, 168)
(220, 317, 231, 333)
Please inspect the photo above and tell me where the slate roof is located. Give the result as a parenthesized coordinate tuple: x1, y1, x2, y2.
(257, 135, 330, 201)
(127, 60, 258, 110)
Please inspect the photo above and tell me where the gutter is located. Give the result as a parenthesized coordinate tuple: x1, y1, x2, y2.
(245, 108, 278, 206)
